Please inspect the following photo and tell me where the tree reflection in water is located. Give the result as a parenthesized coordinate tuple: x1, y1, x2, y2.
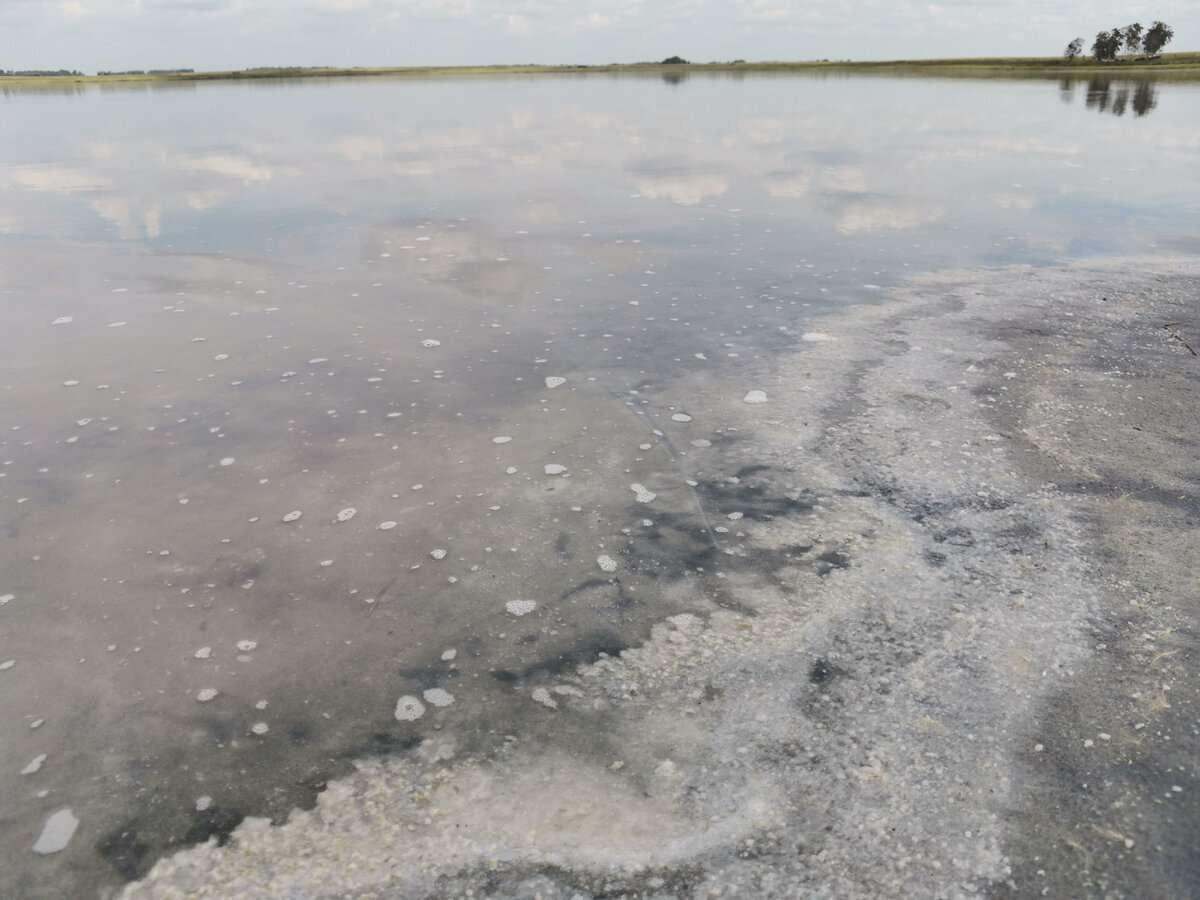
(1059, 76, 1158, 117)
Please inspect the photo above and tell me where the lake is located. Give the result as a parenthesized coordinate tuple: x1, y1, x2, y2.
(2, 71, 1199, 898)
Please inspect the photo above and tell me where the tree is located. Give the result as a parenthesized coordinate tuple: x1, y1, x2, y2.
(1091, 29, 1122, 62)
(1065, 38, 1083, 61)
(1122, 23, 1143, 56)
(1142, 21, 1174, 56)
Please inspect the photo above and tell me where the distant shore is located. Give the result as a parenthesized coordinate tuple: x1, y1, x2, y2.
(3, 52, 1199, 86)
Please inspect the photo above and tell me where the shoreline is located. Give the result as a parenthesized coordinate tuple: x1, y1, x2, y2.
(3, 53, 1199, 88)
(121, 255, 1200, 898)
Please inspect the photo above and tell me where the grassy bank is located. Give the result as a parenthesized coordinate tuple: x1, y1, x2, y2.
(3, 52, 1199, 87)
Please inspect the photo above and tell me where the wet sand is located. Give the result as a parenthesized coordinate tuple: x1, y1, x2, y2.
(109, 256, 1199, 898)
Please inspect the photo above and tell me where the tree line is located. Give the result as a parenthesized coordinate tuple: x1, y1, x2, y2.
(1065, 21, 1174, 62)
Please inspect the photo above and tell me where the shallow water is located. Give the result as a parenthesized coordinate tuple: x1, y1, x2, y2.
(1, 71, 1199, 897)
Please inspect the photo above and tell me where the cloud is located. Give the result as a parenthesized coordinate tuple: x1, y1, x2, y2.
(493, 12, 529, 35)
(59, 1, 89, 20)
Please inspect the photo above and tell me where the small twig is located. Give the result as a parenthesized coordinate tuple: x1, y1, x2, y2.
(366, 576, 397, 617)
(1163, 322, 1197, 356)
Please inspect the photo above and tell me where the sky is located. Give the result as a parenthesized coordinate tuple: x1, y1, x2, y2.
(0, 0, 1195, 73)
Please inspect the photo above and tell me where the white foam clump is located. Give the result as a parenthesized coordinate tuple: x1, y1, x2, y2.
(335, 507, 357, 522)
(441, 649, 457, 661)
(491, 435, 513, 444)
(51, 316, 73, 325)
(194, 647, 212, 660)
(667, 613, 704, 627)
(531, 687, 558, 708)
(378, 521, 398, 530)
(597, 554, 618, 573)
(394, 695, 425, 721)
(219, 457, 235, 466)
(32, 808, 78, 854)
(282, 510, 303, 522)
(544, 464, 567, 475)
(630, 483, 656, 503)
(430, 548, 447, 560)
(195, 796, 212, 812)
(506, 599, 536, 616)
(671, 413, 693, 422)
(251, 722, 269, 735)
(21, 754, 47, 775)
(421, 339, 441, 348)
(422, 688, 455, 707)
(0, 593, 12, 605)
(545, 376, 566, 389)
(802, 332, 835, 342)
(196, 688, 219, 702)
(742, 390, 768, 404)
(236, 640, 258, 652)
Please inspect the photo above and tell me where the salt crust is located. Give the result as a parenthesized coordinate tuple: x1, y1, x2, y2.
(122, 259, 1200, 899)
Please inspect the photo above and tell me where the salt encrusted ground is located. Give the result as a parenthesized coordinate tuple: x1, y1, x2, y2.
(122, 257, 1200, 899)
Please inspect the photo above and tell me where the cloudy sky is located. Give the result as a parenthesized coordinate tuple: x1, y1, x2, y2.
(1, 0, 1195, 73)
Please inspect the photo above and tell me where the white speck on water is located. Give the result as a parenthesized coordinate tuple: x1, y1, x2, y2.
(743, 390, 768, 404)
(282, 510, 302, 522)
(597, 554, 618, 572)
(213, 354, 229, 361)
(506, 599, 536, 616)
(335, 507, 357, 522)
(727, 511, 744, 520)
(668, 613, 704, 627)
(394, 695, 425, 721)
(492, 436, 513, 444)
(531, 687, 558, 709)
(441, 649, 457, 661)
(430, 548, 447, 560)
(256, 700, 268, 710)
(545, 376, 566, 389)
(691, 439, 712, 447)
(196, 688, 219, 702)
(21, 754, 47, 775)
(32, 808, 78, 854)
(1, 659, 15, 670)
(378, 521, 398, 530)
(630, 483, 656, 503)
(0, 594, 12, 605)
(421, 339, 441, 348)
(236, 640, 258, 652)
(320, 560, 334, 567)
(671, 413, 693, 422)
(30, 719, 43, 729)
(639, 443, 653, 451)
(309, 358, 327, 364)
(194, 647, 212, 660)
(505, 466, 518, 474)
(220, 457, 235, 466)
(195, 796, 212, 812)
(423, 688, 455, 707)
(62, 380, 79, 387)
(107, 321, 126, 328)
(51, 316, 73, 325)
(802, 332, 834, 342)
(251, 722, 269, 735)
(544, 464, 567, 475)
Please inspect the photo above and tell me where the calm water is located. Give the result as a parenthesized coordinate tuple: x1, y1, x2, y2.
(2, 71, 1199, 895)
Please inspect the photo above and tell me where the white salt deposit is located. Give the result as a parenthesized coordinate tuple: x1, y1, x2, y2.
(193, 647, 212, 660)
(0, 660, 14, 670)
(335, 507, 357, 522)
(250, 722, 269, 735)
(630, 483, 656, 503)
(802, 332, 834, 341)
(378, 521, 398, 530)
(219, 457, 235, 466)
(51, 316, 73, 325)
(742, 390, 768, 403)
(430, 549, 447, 560)
(667, 613, 704, 627)
(0, 593, 12, 605)
(671, 413, 693, 422)
(441, 649, 457, 661)
(531, 687, 557, 708)
(544, 464, 567, 475)
(236, 640, 258, 652)
(196, 689, 218, 702)
(420, 339, 441, 348)
(282, 510, 303, 522)
(422, 688, 454, 707)
(394, 696, 425, 721)
(21, 754, 47, 775)
(597, 554, 618, 572)
(491, 435, 513, 444)
(195, 796, 212, 812)
(505, 599, 536, 616)
(32, 808, 78, 854)
(545, 376, 566, 388)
